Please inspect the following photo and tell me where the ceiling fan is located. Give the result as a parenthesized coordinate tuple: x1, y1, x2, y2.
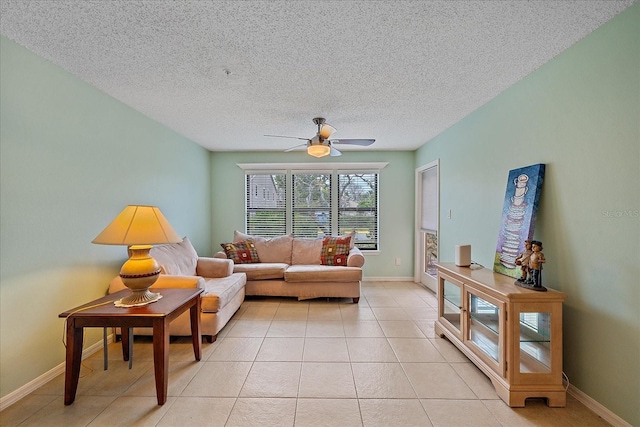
(265, 117, 375, 158)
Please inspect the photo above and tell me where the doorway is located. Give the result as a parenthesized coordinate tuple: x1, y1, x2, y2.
(415, 160, 439, 292)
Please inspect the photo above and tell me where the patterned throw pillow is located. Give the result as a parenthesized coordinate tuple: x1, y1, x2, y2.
(320, 236, 352, 266)
(220, 239, 260, 264)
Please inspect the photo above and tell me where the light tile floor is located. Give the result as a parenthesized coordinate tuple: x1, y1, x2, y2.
(1, 281, 610, 426)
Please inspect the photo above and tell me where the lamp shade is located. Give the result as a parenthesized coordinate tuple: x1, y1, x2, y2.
(92, 205, 181, 246)
(318, 123, 336, 140)
(307, 144, 331, 158)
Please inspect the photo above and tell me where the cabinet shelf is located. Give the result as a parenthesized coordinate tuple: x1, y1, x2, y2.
(520, 343, 551, 373)
(519, 332, 551, 343)
(435, 263, 566, 407)
(470, 312, 500, 335)
(519, 313, 551, 342)
(443, 283, 461, 307)
(442, 312, 460, 326)
(469, 319, 500, 361)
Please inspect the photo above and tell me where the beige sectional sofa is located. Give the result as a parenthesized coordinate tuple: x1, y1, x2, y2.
(109, 237, 246, 342)
(214, 231, 365, 303)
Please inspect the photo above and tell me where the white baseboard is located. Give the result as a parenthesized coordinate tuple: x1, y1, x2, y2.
(363, 276, 416, 282)
(0, 335, 112, 412)
(567, 384, 632, 427)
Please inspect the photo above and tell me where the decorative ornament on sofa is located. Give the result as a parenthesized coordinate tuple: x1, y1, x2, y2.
(220, 240, 261, 264)
(321, 235, 352, 266)
(494, 164, 545, 279)
(265, 117, 375, 158)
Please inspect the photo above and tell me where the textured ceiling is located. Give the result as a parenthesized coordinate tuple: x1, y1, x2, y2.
(1, 0, 635, 153)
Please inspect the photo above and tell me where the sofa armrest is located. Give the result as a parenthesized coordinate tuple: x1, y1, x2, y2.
(196, 257, 234, 278)
(213, 251, 228, 259)
(347, 247, 365, 268)
(108, 274, 204, 294)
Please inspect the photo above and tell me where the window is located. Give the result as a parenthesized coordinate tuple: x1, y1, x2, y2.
(292, 172, 332, 238)
(246, 173, 286, 237)
(337, 172, 378, 250)
(242, 163, 386, 250)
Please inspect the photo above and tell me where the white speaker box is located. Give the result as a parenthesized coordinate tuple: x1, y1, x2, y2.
(455, 244, 471, 267)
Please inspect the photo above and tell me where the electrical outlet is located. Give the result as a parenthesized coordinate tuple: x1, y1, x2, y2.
(395, 257, 401, 266)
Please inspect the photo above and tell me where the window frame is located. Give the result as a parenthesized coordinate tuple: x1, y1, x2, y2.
(239, 162, 388, 252)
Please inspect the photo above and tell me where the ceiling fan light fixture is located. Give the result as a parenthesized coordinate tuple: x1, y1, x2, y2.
(307, 144, 330, 158)
(269, 117, 374, 156)
(318, 123, 336, 139)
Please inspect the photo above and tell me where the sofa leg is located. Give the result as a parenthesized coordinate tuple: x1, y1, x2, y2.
(353, 297, 360, 304)
(205, 334, 217, 343)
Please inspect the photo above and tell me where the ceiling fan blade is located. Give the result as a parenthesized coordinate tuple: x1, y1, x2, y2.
(284, 143, 308, 152)
(330, 138, 375, 146)
(265, 134, 310, 141)
(330, 146, 342, 157)
(318, 123, 337, 139)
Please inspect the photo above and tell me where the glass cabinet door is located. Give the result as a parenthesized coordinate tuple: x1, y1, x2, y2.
(518, 311, 552, 374)
(465, 288, 505, 375)
(512, 301, 563, 400)
(439, 275, 463, 338)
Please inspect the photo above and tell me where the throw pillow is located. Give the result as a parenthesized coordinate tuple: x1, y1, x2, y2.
(150, 236, 198, 276)
(320, 236, 352, 266)
(220, 239, 261, 264)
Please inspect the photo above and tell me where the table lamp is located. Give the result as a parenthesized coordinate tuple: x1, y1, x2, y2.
(92, 205, 181, 307)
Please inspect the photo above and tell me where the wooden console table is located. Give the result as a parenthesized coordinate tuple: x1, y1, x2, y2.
(435, 263, 566, 407)
(59, 287, 203, 405)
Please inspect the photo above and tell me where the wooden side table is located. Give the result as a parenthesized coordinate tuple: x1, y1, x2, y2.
(59, 287, 203, 405)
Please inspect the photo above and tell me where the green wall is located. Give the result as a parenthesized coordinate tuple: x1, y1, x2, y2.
(415, 4, 639, 425)
(210, 151, 415, 278)
(0, 37, 212, 398)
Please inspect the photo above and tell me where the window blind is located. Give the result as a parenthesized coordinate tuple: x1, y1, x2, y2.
(338, 172, 378, 250)
(245, 173, 286, 237)
(421, 165, 438, 232)
(292, 173, 331, 238)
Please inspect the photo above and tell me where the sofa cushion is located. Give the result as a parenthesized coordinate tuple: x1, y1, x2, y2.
(234, 231, 293, 264)
(341, 231, 356, 249)
(233, 230, 254, 241)
(150, 236, 198, 276)
(200, 272, 247, 313)
(291, 238, 323, 265)
(285, 265, 363, 282)
(233, 263, 288, 280)
(221, 239, 260, 264)
(321, 236, 352, 266)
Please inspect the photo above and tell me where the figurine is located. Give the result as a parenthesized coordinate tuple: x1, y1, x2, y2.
(526, 240, 546, 289)
(515, 240, 532, 283)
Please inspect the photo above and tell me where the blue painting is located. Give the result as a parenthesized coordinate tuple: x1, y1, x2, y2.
(494, 164, 545, 278)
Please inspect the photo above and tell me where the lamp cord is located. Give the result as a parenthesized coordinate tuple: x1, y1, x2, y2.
(61, 300, 114, 377)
